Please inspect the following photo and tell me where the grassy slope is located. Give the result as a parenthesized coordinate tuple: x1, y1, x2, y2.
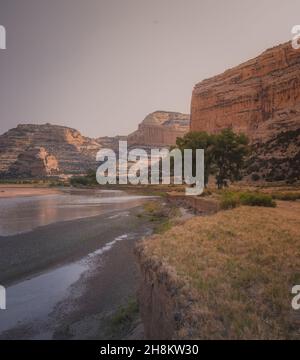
(142, 201, 300, 339)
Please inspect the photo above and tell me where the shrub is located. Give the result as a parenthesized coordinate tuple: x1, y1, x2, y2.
(70, 176, 89, 186)
(70, 169, 97, 186)
(220, 191, 276, 210)
(239, 192, 276, 208)
(220, 192, 240, 210)
(271, 192, 300, 201)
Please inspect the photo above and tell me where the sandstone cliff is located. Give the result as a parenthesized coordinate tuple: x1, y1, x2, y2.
(191, 41, 300, 182)
(128, 111, 189, 147)
(0, 124, 102, 178)
(191, 41, 300, 140)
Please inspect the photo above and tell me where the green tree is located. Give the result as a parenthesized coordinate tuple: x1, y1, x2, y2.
(176, 131, 215, 187)
(213, 129, 249, 189)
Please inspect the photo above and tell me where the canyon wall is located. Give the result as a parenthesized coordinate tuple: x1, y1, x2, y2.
(191, 41, 300, 141)
(128, 111, 189, 147)
(191, 41, 300, 182)
(0, 124, 102, 178)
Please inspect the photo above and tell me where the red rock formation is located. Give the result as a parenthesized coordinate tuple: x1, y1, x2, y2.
(191, 41, 300, 182)
(190, 41, 300, 142)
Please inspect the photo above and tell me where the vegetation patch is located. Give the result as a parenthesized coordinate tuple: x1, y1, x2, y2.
(220, 192, 241, 210)
(70, 169, 97, 186)
(110, 298, 139, 331)
(239, 192, 276, 207)
(142, 201, 181, 234)
(220, 191, 276, 210)
(107, 298, 140, 338)
(271, 192, 300, 201)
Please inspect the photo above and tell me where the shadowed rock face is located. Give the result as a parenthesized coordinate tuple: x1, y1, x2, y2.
(191, 41, 300, 182)
(0, 124, 102, 178)
(128, 111, 190, 147)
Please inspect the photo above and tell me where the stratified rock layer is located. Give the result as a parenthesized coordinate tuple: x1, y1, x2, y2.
(128, 111, 190, 147)
(190, 41, 300, 182)
(0, 124, 102, 178)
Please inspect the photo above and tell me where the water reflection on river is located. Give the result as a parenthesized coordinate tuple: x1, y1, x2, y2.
(0, 189, 151, 236)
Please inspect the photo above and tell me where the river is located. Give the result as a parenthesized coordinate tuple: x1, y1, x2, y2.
(0, 188, 154, 339)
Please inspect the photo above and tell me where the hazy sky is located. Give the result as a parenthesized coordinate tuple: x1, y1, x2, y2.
(0, 0, 299, 137)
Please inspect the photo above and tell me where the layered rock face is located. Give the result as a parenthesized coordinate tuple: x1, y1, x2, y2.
(191, 41, 300, 182)
(96, 135, 127, 152)
(128, 111, 190, 147)
(0, 124, 102, 178)
(9, 147, 59, 178)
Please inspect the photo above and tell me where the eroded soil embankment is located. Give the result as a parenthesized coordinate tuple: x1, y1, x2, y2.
(136, 202, 300, 340)
(135, 244, 200, 340)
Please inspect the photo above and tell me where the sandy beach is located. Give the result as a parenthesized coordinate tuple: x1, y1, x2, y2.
(0, 185, 62, 198)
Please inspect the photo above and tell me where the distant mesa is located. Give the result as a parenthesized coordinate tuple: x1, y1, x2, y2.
(127, 111, 190, 147)
(0, 112, 189, 179)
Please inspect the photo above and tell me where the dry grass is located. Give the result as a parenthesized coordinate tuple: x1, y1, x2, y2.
(142, 202, 300, 339)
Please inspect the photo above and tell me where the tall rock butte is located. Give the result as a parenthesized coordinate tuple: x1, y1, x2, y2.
(191, 41, 300, 182)
(128, 111, 189, 147)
